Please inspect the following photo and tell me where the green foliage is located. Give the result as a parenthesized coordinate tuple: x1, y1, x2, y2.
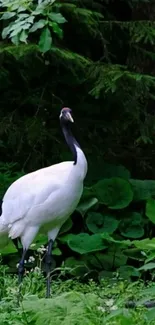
(0, 270, 155, 325)
(119, 212, 144, 239)
(0, 0, 155, 292)
(0, 0, 102, 55)
(56, 173, 155, 280)
(146, 199, 155, 223)
(86, 212, 119, 234)
(3, 163, 155, 281)
(60, 233, 107, 254)
(0, 162, 24, 197)
(38, 27, 52, 53)
(0, 0, 67, 51)
(130, 180, 155, 201)
(93, 177, 133, 209)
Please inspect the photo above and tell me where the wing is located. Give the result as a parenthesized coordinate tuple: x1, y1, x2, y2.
(1, 161, 73, 226)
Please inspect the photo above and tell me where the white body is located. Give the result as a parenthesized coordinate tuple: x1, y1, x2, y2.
(0, 146, 87, 250)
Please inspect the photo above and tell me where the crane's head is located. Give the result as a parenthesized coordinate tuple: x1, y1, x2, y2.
(59, 107, 74, 123)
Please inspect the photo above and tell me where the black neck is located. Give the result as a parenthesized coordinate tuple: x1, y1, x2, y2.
(60, 121, 80, 165)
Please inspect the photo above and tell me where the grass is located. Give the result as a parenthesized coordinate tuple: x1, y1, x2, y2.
(1, 263, 155, 325)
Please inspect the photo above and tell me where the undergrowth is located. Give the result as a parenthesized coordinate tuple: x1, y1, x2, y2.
(1, 263, 155, 324)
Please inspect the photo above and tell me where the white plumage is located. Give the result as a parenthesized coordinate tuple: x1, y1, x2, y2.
(0, 107, 87, 297)
(0, 152, 87, 248)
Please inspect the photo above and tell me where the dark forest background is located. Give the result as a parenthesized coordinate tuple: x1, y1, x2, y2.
(0, 0, 155, 281)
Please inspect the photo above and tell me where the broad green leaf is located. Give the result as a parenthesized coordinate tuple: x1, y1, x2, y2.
(91, 250, 127, 270)
(76, 198, 98, 216)
(61, 233, 107, 254)
(121, 226, 144, 239)
(120, 212, 144, 239)
(145, 251, 155, 264)
(2, 26, 12, 39)
(0, 241, 17, 255)
(138, 263, 155, 271)
(64, 257, 88, 276)
(146, 198, 155, 223)
(18, 6, 26, 13)
(146, 308, 155, 322)
(19, 30, 28, 43)
(48, 12, 67, 24)
(87, 161, 130, 184)
(52, 247, 62, 256)
(59, 218, 73, 234)
(81, 187, 94, 201)
(29, 19, 47, 33)
(130, 179, 155, 201)
(0, 12, 16, 20)
(15, 13, 30, 20)
(86, 212, 119, 234)
(101, 233, 131, 247)
(93, 177, 133, 209)
(38, 27, 52, 53)
(133, 238, 155, 251)
(33, 3, 46, 15)
(10, 26, 23, 37)
(11, 35, 19, 45)
(118, 265, 140, 279)
(49, 21, 63, 38)
(11, 3, 21, 10)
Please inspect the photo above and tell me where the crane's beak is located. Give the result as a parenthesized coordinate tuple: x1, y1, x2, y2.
(66, 112, 74, 123)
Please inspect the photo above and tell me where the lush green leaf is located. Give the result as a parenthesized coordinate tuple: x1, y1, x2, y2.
(64, 257, 88, 276)
(52, 247, 62, 256)
(61, 233, 107, 254)
(48, 12, 67, 24)
(19, 30, 28, 43)
(120, 212, 144, 239)
(86, 212, 119, 234)
(133, 238, 155, 251)
(130, 179, 155, 201)
(50, 21, 63, 38)
(29, 19, 47, 33)
(76, 198, 98, 216)
(101, 233, 132, 247)
(38, 27, 52, 53)
(118, 265, 140, 279)
(138, 263, 155, 271)
(93, 177, 133, 209)
(146, 198, 155, 224)
(2, 26, 12, 39)
(0, 12, 16, 20)
(92, 250, 127, 270)
(59, 218, 73, 234)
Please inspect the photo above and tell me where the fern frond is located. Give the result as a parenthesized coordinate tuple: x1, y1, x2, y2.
(51, 46, 91, 66)
(89, 63, 155, 98)
(57, 2, 104, 36)
(101, 20, 155, 45)
(0, 43, 91, 68)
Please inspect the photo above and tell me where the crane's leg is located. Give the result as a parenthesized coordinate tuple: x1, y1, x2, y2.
(45, 239, 53, 298)
(18, 249, 27, 284)
(16, 249, 27, 304)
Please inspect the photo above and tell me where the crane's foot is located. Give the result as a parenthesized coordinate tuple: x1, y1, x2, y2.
(45, 239, 53, 298)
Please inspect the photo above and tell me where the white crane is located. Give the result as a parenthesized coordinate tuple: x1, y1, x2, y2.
(0, 107, 87, 297)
